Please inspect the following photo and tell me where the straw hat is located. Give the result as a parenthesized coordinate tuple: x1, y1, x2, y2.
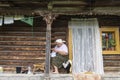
(55, 39, 65, 43)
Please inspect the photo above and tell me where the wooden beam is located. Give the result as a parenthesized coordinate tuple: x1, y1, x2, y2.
(51, 1, 87, 5)
(68, 28, 73, 60)
(41, 13, 58, 78)
(0, 0, 49, 2)
(0, 3, 10, 7)
(52, 7, 85, 12)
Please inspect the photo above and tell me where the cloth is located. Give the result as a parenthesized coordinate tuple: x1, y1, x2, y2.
(51, 51, 56, 57)
(51, 53, 68, 68)
(73, 73, 101, 80)
(4, 16, 14, 24)
(69, 18, 104, 74)
(0, 16, 3, 26)
(54, 44, 68, 53)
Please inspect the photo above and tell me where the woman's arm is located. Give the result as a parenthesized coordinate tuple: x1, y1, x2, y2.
(52, 48, 68, 55)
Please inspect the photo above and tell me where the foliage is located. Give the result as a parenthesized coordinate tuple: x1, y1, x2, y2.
(108, 38, 116, 47)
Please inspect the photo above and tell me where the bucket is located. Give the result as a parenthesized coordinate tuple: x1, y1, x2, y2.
(16, 67, 21, 73)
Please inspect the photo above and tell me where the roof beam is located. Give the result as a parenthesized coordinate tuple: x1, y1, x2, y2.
(94, 0, 120, 7)
(51, 1, 87, 5)
(0, 3, 10, 7)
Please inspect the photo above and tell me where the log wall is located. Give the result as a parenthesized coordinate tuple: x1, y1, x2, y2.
(0, 18, 68, 72)
(98, 17, 120, 73)
(0, 16, 119, 73)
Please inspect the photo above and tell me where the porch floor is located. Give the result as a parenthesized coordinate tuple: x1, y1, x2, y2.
(0, 73, 120, 80)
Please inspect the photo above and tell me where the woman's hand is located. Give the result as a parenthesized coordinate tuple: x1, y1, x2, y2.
(52, 48, 58, 53)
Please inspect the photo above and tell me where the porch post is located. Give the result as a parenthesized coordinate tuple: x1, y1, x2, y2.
(42, 13, 58, 78)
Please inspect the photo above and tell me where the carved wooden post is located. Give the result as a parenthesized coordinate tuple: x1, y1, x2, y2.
(42, 13, 58, 77)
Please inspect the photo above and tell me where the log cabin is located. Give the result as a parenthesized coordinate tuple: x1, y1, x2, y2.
(0, 0, 120, 75)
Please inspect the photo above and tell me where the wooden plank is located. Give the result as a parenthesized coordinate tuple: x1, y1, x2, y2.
(68, 28, 73, 60)
(0, 28, 46, 32)
(0, 56, 45, 60)
(0, 41, 46, 46)
(0, 59, 45, 63)
(51, 1, 87, 5)
(104, 61, 120, 66)
(0, 51, 45, 56)
(104, 67, 120, 72)
(0, 32, 46, 36)
(0, 61, 45, 65)
(0, 47, 45, 51)
(103, 55, 120, 61)
(52, 28, 67, 32)
(0, 36, 46, 41)
(52, 32, 66, 36)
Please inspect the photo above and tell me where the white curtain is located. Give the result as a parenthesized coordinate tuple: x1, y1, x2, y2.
(69, 18, 104, 74)
(0, 16, 3, 26)
(4, 16, 14, 24)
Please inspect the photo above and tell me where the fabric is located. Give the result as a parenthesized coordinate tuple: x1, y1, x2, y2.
(20, 17, 33, 26)
(69, 18, 104, 74)
(0, 16, 3, 26)
(54, 44, 68, 53)
(51, 53, 68, 68)
(4, 16, 14, 24)
(51, 44, 68, 57)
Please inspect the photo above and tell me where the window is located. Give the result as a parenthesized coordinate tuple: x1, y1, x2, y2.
(100, 27, 119, 54)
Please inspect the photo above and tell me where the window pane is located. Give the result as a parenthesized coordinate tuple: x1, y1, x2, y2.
(102, 32, 116, 51)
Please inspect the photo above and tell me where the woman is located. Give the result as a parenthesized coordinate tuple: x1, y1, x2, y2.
(51, 39, 68, 73)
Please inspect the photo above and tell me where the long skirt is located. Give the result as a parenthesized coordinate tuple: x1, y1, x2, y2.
(51, 53, 68, 68)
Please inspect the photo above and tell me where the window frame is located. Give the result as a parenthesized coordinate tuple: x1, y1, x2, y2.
(100, 27, 119, 54)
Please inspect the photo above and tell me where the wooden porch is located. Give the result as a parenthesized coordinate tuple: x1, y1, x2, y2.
(0, 73, 119, 80)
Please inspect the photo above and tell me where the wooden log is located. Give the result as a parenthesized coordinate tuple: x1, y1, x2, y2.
(104, 61, 120, 66)
(1, 26, 46, 31)
(0, 47, 45, 51)
(0, 37, 46, 41)
(104, 67, 120, 72)
(0, 52, 45, 56)
(0, 41, 46, 46)
(0, 59, 45, 63)
(0, 32, 46, 36)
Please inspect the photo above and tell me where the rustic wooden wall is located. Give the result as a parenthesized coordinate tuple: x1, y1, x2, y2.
(0, 17, 68, 72)
(98, 17, 120, 73)
(0, 15, 119, 73)
(0, 18, 46, 72)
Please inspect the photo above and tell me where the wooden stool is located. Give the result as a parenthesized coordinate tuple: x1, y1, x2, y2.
(33, 63, 44, 73)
